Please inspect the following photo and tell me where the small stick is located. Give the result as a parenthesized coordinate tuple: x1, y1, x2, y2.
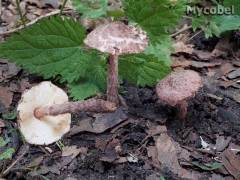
(0, 10, 61, 36)
(34, 98, 116, 119)
(60, 0, 68, 15)
(16, 0, 26, 27)
(2, 145, 29, 176)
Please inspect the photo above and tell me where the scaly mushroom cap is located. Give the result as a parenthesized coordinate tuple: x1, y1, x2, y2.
(84, 22, 148, 55)
(17, 81, 71, 145)
(156, 70, 202, 106)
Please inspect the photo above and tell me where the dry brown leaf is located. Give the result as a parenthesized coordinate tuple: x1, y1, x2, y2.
(171, 58, 191, 68)
(173, 41, 194, 54)
(0, 86, 13, 109)
(192, 50, 212, 61)
(62, 146, 85, 159)
(221, 149, 240, 179)
(0, 61, 20, 82)
(26, 0, 59, 8)
(220, 63, 236, 76)
(227, 69, 240, 79)
(69, 108, 127, 135)
(26, 156, 44, 168)
(0, 119, 5, 134)
(156, 133, 201, 179)
(191, 61, 221, 68)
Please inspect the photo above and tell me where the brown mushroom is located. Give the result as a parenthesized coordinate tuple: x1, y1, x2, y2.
(156, 70, 202, 119)
(84, 22, 148, 105)
(18, 81, 116, 145)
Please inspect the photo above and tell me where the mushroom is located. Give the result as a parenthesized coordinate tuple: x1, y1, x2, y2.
(18, 81, 116, 145)
(156, 70, 202, 119)
(84, 22, 148, 105)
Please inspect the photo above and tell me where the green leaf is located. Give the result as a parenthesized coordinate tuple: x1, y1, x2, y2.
(0, 16, 101, 83)
(68, 82, 101, 100)
(223, 0, 240, 15)
(0, 148, 15, 161)
(145, 35, 173, 66)
(0, 137, 8, 147)
(212, 15, 240, 33)
(2, 110, 17, 120)
(122, 0, 186, 42)
(72, 0, 108, 19)
(0, 16, 108, 100)
(192, 161, 223, 171)
(119, 54, 170, 86)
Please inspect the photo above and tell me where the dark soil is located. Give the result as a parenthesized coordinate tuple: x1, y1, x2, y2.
(1, 70, 239, 180)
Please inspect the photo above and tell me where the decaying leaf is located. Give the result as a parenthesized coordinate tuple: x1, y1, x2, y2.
(0, 86, 13, 110)
(227, 69, 240, 79)
(62, 146, 85, 159)
(221, 149, 240, 179)
(173, 41, 194, 54)
(69, 108, 127, 135)
(155, 132, 201, 179)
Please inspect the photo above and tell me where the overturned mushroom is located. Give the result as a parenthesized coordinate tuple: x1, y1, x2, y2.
(18, 81, 116, 145)
(156, 70, 202, 119)
(84, 22, 148, 105)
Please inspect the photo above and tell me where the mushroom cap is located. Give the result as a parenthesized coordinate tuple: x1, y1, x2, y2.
(17, 81, 71, 145)
(156, 70, 202, 106)
(84, 22, 148, 55)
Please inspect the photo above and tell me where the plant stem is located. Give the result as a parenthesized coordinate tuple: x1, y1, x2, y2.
(60, 0, 68, 15)
(107, 54, 119, 105)
(176, 100, 188, 119)
(16, 0, 26, 27)
(34, 98, 116, 119)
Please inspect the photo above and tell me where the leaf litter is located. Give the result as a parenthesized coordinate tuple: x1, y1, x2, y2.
(0, 0, 240, 180)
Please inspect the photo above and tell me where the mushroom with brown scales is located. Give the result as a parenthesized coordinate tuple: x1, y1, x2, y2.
(156, 70, 203, 119)
(18, 81, 116, 145)
(84, 22, 148, 105)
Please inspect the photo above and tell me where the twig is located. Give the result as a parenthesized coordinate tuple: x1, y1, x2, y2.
(60, 0, 68, 15)
(171, 25, 192, 38)
(2, 145, 29, 176)
(0, 9, 61, 36)
(16, 0, 26, 27)
(187, 30, 203, 42)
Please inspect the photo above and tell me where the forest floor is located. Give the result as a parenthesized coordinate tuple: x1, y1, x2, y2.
(0, 1, 240, 180)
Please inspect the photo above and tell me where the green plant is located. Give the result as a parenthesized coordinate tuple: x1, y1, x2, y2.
(0, 0, 186, 100)
(190, 0, 240, 38)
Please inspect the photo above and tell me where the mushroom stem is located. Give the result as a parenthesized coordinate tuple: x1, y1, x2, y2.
(176, 100, 188, 119)
(34, 98, 116, 119)
(107, 54, 119, 105)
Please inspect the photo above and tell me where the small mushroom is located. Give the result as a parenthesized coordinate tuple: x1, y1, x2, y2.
(156, 70, 202, 119)
(84, 22, 148, 105)
(18, 81, 116, 145)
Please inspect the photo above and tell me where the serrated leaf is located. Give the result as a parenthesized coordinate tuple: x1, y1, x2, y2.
(72, 0, 108, 19)
(68, 82, 101, 100)
(119, 54, 170, 86)
(122, 0, 186, 42)
(0, 148, 15, 161)
(212, 15, 240, 33)
(223, 0, 240, 15)
(145, 35, 173, 66)
(0, 16, 104, 84)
